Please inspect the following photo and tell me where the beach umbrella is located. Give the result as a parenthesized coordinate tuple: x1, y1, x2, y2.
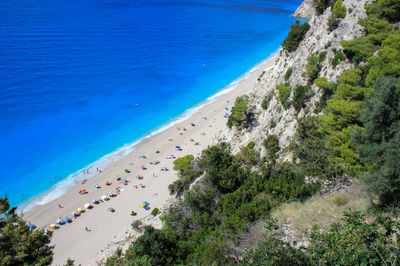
(77, 208, 84, 212)
(104, 181, 111, 185)
(124, 169, 130, 173)
(108, 192, 115, 197)
(142, 201, 149, 205)
(176, 146, 180, 149)
(56, 218, 62, 225)
(141, 203, 146, 207)
(122, 178, 127, 182)
(108, 207, 115, 212)
(28, 223, 36, 229)
(84, 203, 93, 209)
(64, 217, 71, 223)
(140, 155, 146, 158)
(48, 224, 58, 229)
(92, 199, 98, 204)
(101, 195, 110, 200)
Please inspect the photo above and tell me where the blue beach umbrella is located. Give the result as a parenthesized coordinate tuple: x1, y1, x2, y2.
(28, 223, 36, 229)
(176, 146, 180, 149)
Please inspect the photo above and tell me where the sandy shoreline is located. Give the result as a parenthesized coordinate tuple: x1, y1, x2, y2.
(23, 54, 276, 265)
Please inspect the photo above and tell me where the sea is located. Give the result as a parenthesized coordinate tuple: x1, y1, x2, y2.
(0, 0, 302, 210)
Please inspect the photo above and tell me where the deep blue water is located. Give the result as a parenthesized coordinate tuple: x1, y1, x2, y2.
(0, 0, 301, 208)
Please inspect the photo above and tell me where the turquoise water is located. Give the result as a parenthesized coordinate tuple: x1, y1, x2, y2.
(0, 0, 301, 208)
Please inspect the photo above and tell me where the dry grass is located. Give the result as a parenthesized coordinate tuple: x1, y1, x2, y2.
(271, 182, 370, 233)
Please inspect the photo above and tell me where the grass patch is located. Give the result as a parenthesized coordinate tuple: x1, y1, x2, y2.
(271, 182, 370, 233)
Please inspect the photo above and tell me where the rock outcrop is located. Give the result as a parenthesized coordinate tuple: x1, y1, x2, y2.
(218, 0, 370, 161)
(293, 0, 315, 19)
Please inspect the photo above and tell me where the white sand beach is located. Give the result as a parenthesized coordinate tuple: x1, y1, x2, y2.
(23, 55, 276, 265)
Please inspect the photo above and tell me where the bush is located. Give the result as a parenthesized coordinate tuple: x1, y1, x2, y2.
(173, 155, 194, 171)
(308, 211, 399, 265)
(240, 237, 311, 265)
(292, 85, 310, 111)
(313, 0, 332, 15)
(151, 208, 160, 216)
(282, 21, 310, 52)
(0, 196, 54, 266)
(306, 53, 322, 83)
(276, 83, 291, 109)
(328, 14, 339, 31)
(263, 134, 280, 161)
(227, 95, 253, 128)
(331, 50, 346, 66)
(332, 0, 346, 18)
(169, 155, 203, 197)
(131, 220, 143, 232)
(284, 67, 293, 81)
(353, 77, 400, 206)
(261, 93, 273, 110)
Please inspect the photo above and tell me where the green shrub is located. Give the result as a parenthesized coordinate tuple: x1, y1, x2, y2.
(173, 155, 194, 171)
(308, 211, 399, 265)
(276, 83, 291, 109)
(332, 0, 346, 18)
(292, 85, 311, 111)
(353, 77, 400, 206)
(131, 220, 143, 232)
(313, 0, 332, 15)
(227, 95, 253, 128)
(263, 134, 280, 161)
(151, 208, 160, 216)
(319, 51, 327, 62)
(282, 21, 310, 52)
(328, 14, 339, 31)
(261, 93, 273, 110)
(324, 41, 332, 49)
(0, 196, 54, 266)
(284, 67, 293, 81)
(240, 237, 311, 265)
(306, 53, 322, 83)
(331, 50, 346, 66)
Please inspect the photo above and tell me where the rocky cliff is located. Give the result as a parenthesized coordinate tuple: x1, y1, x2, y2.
(218, 0, 370, 161)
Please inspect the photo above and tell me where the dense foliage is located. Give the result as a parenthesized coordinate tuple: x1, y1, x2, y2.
(353, 77, 400, 205)
(282, 21, 310, 52)
(305, 53, 323, 83)
(243, 211, 400, 265)
(312, 0, 333, 15)
(292, 85, 311, 111)
(169, 155, 202, 197)
(276, 82, 292, 109)
(107, 143, 318, 265)
(332, 0, 346, 19)
(107, 0, 400, 264)
(0, 196, 53, 265)
(227, 95, 253, 128)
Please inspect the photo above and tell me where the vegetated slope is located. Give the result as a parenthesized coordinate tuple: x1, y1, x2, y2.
(104, 0, 400, 264)
(219, 0, 369, 159)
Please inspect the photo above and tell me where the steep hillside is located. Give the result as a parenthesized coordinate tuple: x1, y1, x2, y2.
(219, 0, 369, 161)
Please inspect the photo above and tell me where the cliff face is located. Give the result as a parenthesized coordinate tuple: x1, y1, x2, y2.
(218, 0, 370, 160)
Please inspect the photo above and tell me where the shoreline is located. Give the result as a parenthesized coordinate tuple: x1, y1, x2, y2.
(19, 50, 279, 214)
(23, 52, 277, 265)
